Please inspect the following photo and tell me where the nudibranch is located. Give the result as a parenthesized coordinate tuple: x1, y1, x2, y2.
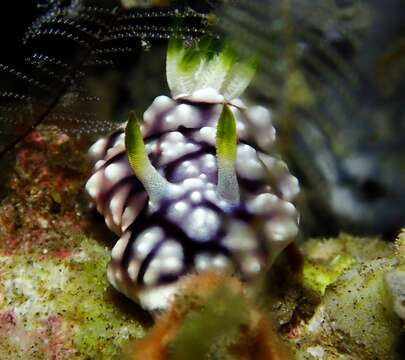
(86, 39, 300, 311)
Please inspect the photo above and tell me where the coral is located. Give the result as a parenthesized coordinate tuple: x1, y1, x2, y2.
(276, 234, 405, 360)
(0, 238, 146, 359)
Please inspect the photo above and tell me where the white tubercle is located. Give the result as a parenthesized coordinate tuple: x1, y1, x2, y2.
(127, 259, 141, 282)
(246, 106, 271, 128)
(121, 193, 147, 232)
(241, 255, 262, 276)
(265, 218, 298, 242)
(194, 253, 232, 274)
(144, 240, 183, 283)
(176, 87, 225, 103)
(167, 201, 190, 222)
(85, 171, 104, 198)
(132, 226, 163, 259)
(192, 88, 225, 103)
(110, 184, 132, 226)
(138, 283, 178, 311)
(111, 232, 131, 261)
(199, 126, 216, 145)
(236, 144, 265, 180)
(144, 96, 175, 124)
(172, 104, 201, 128)
(105, 162, 131, 182)
(184, 207, 220, 242)
(222, 222, 256, 251)
(247, 193, 279, 214)
(89, 138, 108, 160)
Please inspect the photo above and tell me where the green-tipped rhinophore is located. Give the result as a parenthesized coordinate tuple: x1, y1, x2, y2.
(125, 113, 169, 205)
(167, 37, 257, 100)
(216, 105, 239, 203)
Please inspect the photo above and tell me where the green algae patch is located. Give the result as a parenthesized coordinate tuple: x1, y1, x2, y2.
(302, 254, 354, 295)
(290, 234, 404, 360)
(301, 234, 395, 296)
(0, 237, 146, 360)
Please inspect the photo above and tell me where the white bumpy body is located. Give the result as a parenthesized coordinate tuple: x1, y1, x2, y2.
(86, 93, 299, 311)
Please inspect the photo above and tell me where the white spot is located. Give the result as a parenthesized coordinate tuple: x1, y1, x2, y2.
(143, 266, 158, 285)
(85, 171, 103, 198)
(113, 133, 125, 147)
(167, 201, 190, 222)
(211, 255, 232, 272)
(222, 222, 257, 251)
(127, 259, 140, 282)
(247, 193, 279, 214)
(165, 131, 184, 142)
(186, 143, 198, 151)
(94, 159, 105, 170)
(204, 189, 219, 203)
(104, 213, 117, 233)
(133, 227, 163, 259)
(265, 219, 298, 242)
(138, 283, 178, 311)
(202, 154, 216, 172)
(115, 268, 124, 283)
(172, 104, 200, 127)
(107, 266, 118, 289)
(110, 184, 131, 226)
(144, 96, 175, 125)
(164, 114, 179, 128)
(143, 108, 155, 124)
(184, 207, 220, 242)
(195, 253, 212, 272)
(161, 257, 183, 273)
(236, 145, 265, 180)
(105, 145, 125, 162)
(246, 106, 271, 128)
(156, 240, 183, 259)
(152, 95, 175, 112)
(190, 191, 203, 203)
(199, 126, 216, 145)
(182, 178, 204, 191)
(89, 138, 107, 159)
(238, 143, 256, 159)
(241, 255, 261, 276)
(120, 194, 146, 232)
(195, 253, 232, 274)
(149, 240, 184, 274)
(160, 135, 198, 164)
(279, 175, 300, 202)
(184, 164, 199, 177)
(191, 87, 225, 103)
(280, 201, 297, 216)
(203, 189, 229, 209)
(236, 116, 246, 133)
(111, 232, 131, 260)
(105, 162, 129, 182)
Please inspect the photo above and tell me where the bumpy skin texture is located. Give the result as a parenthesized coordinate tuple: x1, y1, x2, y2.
(86, 95, 299, 310)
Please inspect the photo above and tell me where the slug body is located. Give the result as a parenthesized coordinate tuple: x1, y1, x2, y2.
(86, 41, 300, 311)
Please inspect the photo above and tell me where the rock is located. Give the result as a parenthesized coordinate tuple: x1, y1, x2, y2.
(0, 126, 147, 359)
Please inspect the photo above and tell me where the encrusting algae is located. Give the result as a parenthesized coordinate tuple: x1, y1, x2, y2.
(0, 127, 146, 359)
